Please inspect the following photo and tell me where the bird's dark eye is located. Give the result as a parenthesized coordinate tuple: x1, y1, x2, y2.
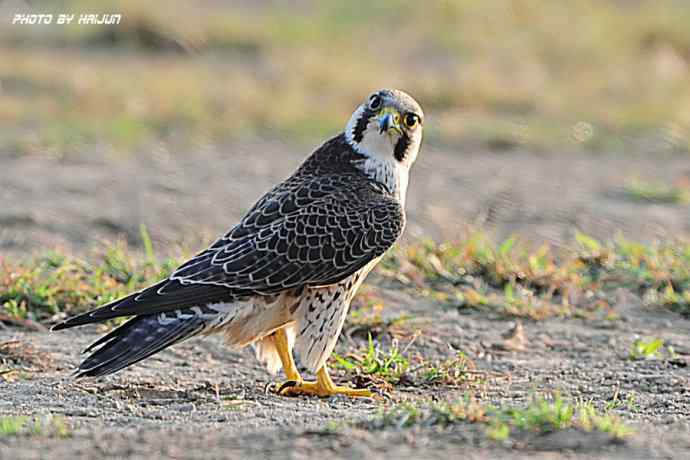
(368, 94, 382, 110)
(403, 113, 419, 128)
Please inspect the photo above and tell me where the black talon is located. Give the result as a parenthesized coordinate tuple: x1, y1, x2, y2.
(264, 381, 277, 394)
(276, 380, 300, 394)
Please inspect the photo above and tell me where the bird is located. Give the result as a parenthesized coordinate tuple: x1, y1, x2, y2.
(52, 89, 424, 398)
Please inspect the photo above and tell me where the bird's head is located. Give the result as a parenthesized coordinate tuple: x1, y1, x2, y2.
(345, 89, 424, 169)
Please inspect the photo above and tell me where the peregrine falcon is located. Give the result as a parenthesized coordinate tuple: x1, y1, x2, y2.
(53, 89, 424, 398)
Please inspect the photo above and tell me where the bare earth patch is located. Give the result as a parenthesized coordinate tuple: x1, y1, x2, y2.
(1, 142, 688, 258)
(2, 280, 689, 459)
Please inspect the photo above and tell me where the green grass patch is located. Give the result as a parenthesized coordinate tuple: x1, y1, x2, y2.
(365, 395, 632, 442)
(627, 337, 678, 361)
(606, 390, 640, 414)
(2, 233, 689, 327)
(0, 415, 70, 438)
(381, 233, 690, 319)
(0, 230, 185, 325)
(629, 337, 665, 359)
(419, 352, 479, 387)
(624, 179, 690, 204)
(0, 416, 27, 436)
(368, 397, 488, 430)
(332, 334, 485, 392)
(332, 334, 410, 385)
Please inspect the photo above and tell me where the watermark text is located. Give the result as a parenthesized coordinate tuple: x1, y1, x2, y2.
(12, 13, 121, 25)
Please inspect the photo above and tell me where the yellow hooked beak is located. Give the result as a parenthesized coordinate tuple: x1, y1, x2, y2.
(377, 107, 402, 135)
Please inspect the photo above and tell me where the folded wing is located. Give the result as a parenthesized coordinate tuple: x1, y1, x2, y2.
(52, 176, 403, 330)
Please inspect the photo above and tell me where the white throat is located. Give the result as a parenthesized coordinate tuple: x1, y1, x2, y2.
(345, 106, 417, 208)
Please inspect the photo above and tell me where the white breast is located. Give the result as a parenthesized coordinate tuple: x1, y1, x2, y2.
(356, 156, 410, 208)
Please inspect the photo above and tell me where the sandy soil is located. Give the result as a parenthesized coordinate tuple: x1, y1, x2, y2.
(1, 142, 688, 258)
(1, 281, 690, 459)
(1, 143, 690, 459)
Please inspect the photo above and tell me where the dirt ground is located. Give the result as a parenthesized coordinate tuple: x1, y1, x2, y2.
(1, 143, 690, 459)
(2, 281, 690, 459)
(1, 141, 689, 258)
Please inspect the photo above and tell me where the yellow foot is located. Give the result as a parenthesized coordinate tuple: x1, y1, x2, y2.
(274, 366, 373, 398)
(276, 379, 373, 398)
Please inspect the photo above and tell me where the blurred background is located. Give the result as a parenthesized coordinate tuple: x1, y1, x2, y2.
(1, 0, 689, 258)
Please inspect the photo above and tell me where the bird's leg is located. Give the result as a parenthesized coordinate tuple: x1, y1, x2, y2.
(271, 328, 371, 398)
(277, 365, 373, 398)
(274, 328, 302, 382)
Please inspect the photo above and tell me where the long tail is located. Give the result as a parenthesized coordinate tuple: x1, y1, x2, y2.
(74, 310, 207, 378)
